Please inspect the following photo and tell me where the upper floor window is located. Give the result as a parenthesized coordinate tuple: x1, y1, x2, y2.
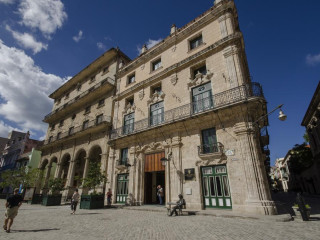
(103, 66, 109, 73)
(150, 101, 164, 126)
(85, 106, 91, 114)
(98, 99, 105, 107)
(128, 74, 135, 85)
(68, 127, 74, 136)
(65, 92, 70, 99)
(96, 114, 103, 125)
(151, 85, 162, 95)
(192, 82, 213, 114)
(48, 136, 53, 143)
(59, 119, 64, 127)
(72, 114, 76, 120)
(152, 58, 162, 71)
(88, 87, 94, 93)
(201, 128, 217, 154)
(193, 65, 207, 78)
(120, 148, 128, 165)
(126, 98, 134, 107)
(56, 98, 61, 105)
(12, 140, 15, 144)
(18, 137, 22, 141)
(123, 113, 134, 134)
(50, 124, 55, 131)
(77, 83, 82, 91)
(82, 120, 89, 130)
(190, 35, 203, 50)
(57, 132, 61, 140)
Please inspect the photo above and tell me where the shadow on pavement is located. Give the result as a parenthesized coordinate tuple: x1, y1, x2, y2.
(76, 213, 102, 215)
(13, 228, 60, 232)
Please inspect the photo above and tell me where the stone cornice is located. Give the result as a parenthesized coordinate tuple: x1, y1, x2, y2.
(115, 32, 242, 101)
(117, 0, 236, 77)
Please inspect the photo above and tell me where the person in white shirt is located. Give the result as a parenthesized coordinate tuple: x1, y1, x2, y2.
(71, 189, 80, 214)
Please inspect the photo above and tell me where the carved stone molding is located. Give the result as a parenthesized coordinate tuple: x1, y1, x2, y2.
(195, 155, 227, 166)
(233, 122, 255, 136)
(122, 103, 136, 115)
(188, 70, 213, 88)
(147, 91, 166, 105)
(138, 89, 144, 100)
(223, 45, 239, 58)
(170, 73, 178, 86)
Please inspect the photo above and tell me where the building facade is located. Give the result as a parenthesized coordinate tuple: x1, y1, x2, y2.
(106, 0, 275, 215)
(39, 48, 130, 198)
(301, 81, 320, 195)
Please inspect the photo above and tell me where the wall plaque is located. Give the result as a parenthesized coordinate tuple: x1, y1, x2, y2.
(184, 168, 195, 181)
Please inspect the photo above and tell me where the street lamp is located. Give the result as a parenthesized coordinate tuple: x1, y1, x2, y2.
(160, 153, 172, 166)
(254, 104, 287, 125)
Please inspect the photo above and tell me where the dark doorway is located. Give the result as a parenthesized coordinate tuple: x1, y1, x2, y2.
(144, 171, 165, 204)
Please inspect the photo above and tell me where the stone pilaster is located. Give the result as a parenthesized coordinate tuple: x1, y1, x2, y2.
(42, 165, 52, 192)
(234, 122, 276, 215)
(223, 45, 241, 88)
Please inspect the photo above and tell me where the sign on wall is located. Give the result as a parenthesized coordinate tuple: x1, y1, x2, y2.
(184, 168, 196, 181)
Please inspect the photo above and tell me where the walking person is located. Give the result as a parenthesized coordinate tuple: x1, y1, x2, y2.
(106, 188, 112, 206)
(157, 185, 164, 205)
(3, 188, 23, 233)
(70, 189, 80, 215)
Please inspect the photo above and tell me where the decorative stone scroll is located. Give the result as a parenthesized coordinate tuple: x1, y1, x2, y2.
(187, 70, 213, 88)
(147, 91, 166, 105)
(170, 73, 178, 86)
(122, 102, 136, 115)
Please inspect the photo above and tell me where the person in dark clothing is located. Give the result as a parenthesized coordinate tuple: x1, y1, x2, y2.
(170, 194, 186, 216)
(3, 188, 23, 233)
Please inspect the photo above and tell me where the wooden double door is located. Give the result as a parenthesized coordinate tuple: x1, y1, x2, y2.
(144, 152, 165, 204)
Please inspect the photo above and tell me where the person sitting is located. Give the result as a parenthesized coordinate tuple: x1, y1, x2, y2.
(170, 194, 186, 216)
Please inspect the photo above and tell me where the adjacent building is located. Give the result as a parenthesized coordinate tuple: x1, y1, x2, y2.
(106, 0, 275, 215)
(301, 81, 320, 195)
(39, 48, 130, 198)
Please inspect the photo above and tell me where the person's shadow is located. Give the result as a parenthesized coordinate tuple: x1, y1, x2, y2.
(13, 228, 60, 232)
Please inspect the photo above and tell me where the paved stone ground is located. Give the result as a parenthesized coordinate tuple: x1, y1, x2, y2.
(1, 199, 320, 240)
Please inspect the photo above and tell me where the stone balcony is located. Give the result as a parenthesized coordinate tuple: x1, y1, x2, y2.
(110, 82, 264, 140)
(43, 77, 115, 123)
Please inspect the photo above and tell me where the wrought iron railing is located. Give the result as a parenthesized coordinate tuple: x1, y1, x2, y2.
(44, 77, 114, 120)
(198, 142, 224, 155)
(110, 82, 264, 140)
(45, 115, 111, 145)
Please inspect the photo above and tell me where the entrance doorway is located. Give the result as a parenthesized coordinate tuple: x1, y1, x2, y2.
(201, 165, 232, 209)
(144, 152, 165, 204)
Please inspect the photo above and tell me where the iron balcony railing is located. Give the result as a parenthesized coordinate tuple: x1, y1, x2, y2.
(198, 142, 224, 155)
(110, 82, 264, 140)
(44, 77, 114, 121)
(45, 115, 111, 145)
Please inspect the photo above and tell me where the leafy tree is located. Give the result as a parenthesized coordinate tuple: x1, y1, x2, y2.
(0, 167, 41, 190)
(82, 161, 106, 194)
(48, 178, 65, 194)
(303, 131, 310, 144)
(289, 143, 313, 174)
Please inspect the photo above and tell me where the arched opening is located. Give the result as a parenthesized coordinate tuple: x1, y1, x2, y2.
(60, 154, 71, 187)
(73, 149, 86, 188)
(49, 157, 58, 180)
(89, 145, 102, 163)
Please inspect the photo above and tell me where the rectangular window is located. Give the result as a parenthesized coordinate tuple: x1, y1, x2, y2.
(193, 65, 207, 78)
(57, 132, 61, 140)
(123, 113, 134, 134)
(65, 92, 69, 99)
(77, 83, 82, 91)
(90, 76, 96, 82)
(151, 85, 162, 95)
(150, 101, 164, 126)
(190, 35, 203, 50)
(68, 127, 74, 136)
(48, 136, 53, 143)
(50, 124, 55, 131)
(126, 98, 134, 107)
(98, 99, 105, 107)
(201, 128, 217, 154)
(56, 98, 61, 104)
(59, 120, 64, 127)
(82, 120, 89, 130)
(103, 66, 109, 73)
(72, 114, 76, 120)
(96, 114, 103, 125)
(192, 82, 213, 113)
(128, 74, 135, 84)
(85, 106, 91, 114)
(152, 58, 162, 71)
(120, 148, 128, 165)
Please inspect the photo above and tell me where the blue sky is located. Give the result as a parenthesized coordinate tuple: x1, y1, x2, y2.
(0, 0, 319, 165)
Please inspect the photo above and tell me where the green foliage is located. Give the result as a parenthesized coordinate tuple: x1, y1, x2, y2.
(48, 178, 65, 194)
(82, 161, 106, 194)
(0, 167, 41, 189)
(289, 143, 313, 174)
(303, 132, 310, 144)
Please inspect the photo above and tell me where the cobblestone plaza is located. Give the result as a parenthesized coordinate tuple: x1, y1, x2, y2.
(1, 200, 320, 240)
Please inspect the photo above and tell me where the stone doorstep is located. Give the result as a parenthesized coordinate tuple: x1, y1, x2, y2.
(117, 205, 293, 222)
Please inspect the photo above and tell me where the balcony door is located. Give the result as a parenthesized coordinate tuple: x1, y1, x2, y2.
(201, 128, 217, 154)
(123, 113, 134, 134)
(150, 101, 164, 126)
(192, 82, 213, 114)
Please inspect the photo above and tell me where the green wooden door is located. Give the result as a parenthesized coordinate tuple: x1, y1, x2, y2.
(202, 165, 232, 209)
(116, 174, 129, 203)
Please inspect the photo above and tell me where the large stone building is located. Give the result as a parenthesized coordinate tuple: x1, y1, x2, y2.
(39, 48, 130, 198)
(301, 81, 320, 195)
(106, 0, 275, 215)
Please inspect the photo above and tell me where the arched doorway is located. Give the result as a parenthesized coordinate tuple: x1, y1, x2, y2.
(73, 150, 86, 188)
(60, 154, 70, 187)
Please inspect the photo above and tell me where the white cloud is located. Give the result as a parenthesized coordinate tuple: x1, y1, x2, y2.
(97, 42, 106, 51)
(18, 0, 67, 38)
(0, 121, 20, 138)
(6, 25, 48, 54)
(137, 38, 162, 55)
(0, 39, 67, 136)
(306, 53, 320, 66)
(0, 0, 15, 4)
(73, 30, 83, 42)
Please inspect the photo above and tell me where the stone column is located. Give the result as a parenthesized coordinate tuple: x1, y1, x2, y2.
(170, 135, 183, 200)
(223, 46, 242, 88)
(105, 148, 116, 204)
(54, 163, 62, 178)
(42, 165, 52, 193)
(81, 157, 90, 194)
(127, 147, 136, 205)
(234, 122, 276, 215)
